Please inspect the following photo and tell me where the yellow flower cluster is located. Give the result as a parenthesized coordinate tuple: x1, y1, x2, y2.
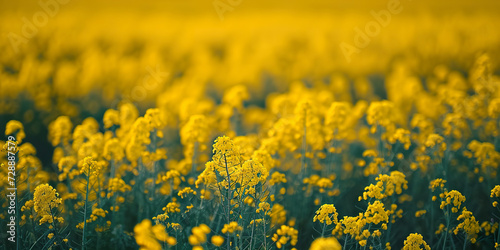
(272, 225, 298, 249)
(103, 138, 125, 162)
(180, 115, 210, 169)
(80, 156, 101, 177)
(107, 178, 132, 198)
(429, 178, 447, 192)
(221, 221, 242, 234)
(6, 120, 26, 143)
(388, 128, 411, 150)
(196, 136, 269, 208)
(269, 171, 287, 185)
(2, 2, 500, 249)
(164, 201, 181, 214)
(309, 237, 341, 250)
(481, 221, 499, 236)
(466, 140, 500, 178)
(415, 210, 427, 218)
(492, 185, 500, 207)
(360, 171, 408, 200)
(403, 233, 431, 250)
(313, 204, 338, 226)
(236, 159, 269, 188)
(256, 202, 271, 214)
(178, 187, 197, 199)
(367, 101, 397, 134)
(339, 200, 390, 247)
(325, 102, 353, 141)
(188, 224, 211, 246)
(58, 156, 78, 181)
(270, 204, 287, 227)
(196, 136, 241, 189)
(424, 133, 447, 159)
(103, 109, 119, 129)
(33, 184, 63, 225)
(211, 235, 224, 247)
(304, 175, 335, 194)
(134, 219, 176, 250)
(364, 201, 389, 225)
(361, 150, 387, 177)
(48, 116, 73, 146)
(76, 206, 108, 230)
(439, 190, 466, 213)
(492, 185, 500, 198)
(453, 207, 480, 243)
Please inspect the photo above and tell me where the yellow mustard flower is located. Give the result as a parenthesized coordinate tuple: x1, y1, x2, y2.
(33, 184, 62, 225)
(272, 225, 298, 249)
(221, 221, 243, 234)
(313, 204, 338, 226)
(453, 207, 480, 243)
(403, 233, 430, 250)
(134, 219, 176, 250)
(5, 120, 26, 143)
(309, 237, 341, 250)
(211, 235, 224, 246)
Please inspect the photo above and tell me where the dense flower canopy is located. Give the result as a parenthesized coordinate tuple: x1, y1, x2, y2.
(1, 0, 500, 249)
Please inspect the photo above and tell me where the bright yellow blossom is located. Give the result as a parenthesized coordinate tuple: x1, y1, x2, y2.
(309, 237, 341, 250)
(403, 233, 430, 250)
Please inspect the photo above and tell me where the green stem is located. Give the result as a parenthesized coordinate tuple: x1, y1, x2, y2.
(442, 206, 450, 250)
(261, 185, 267, 250)
(262, 214, 267, 249)
(462, 235, 467, 250)
(496, 225, 500, 249)
(82, 174, 90, 250)
(192, 142, 198, 174)
(385, 197, 396, 244)
(363, 224, 372, 250)
(15, 170, 20, 250)
(343, 235, 349, 250)
(249, 187, 257, 249)
(430, 193, 435, 246)
(49, 205, 59, 238)
(224, 154, 232, 250)
(300, 114, 307, 179)
(385, 217, 392, 244)
(196, 194, 204, 226)
(138, 161, 144, 220)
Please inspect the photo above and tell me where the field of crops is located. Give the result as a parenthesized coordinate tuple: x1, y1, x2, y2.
(1, 0, 500, 249)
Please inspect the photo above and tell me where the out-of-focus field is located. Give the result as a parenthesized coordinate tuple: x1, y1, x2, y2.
(1, 0, 500, 101)
(1, 0, 500, 249)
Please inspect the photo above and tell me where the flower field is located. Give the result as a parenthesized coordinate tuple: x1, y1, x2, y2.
(1, 0, 500, 249)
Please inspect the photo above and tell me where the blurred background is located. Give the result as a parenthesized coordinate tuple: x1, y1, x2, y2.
(1, 0, 500, 166)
